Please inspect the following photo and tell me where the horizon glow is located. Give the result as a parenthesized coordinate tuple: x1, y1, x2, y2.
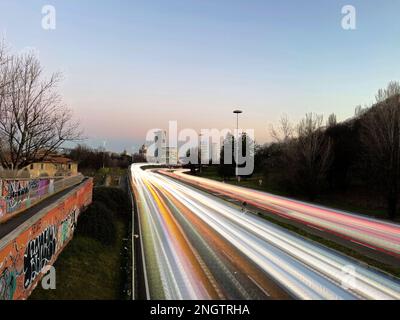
(0, 0, 399, 152)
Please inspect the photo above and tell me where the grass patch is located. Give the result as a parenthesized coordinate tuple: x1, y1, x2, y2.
(30, 185, 132, 300)
(30, 220, 126, 299)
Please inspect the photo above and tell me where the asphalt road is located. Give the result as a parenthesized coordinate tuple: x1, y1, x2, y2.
(131, 164, 400, 300)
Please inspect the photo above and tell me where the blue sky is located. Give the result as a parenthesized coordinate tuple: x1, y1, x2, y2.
(0, 0, 399, 151)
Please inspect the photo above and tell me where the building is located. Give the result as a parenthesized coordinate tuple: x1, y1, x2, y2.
(199, 134, 210, 164)
(23, 155, 78, 178)
(211, 142, 220, 164)
(165, 146, 178, 165)
(149, 130, 178, 165)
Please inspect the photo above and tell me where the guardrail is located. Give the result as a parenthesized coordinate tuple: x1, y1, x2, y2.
(0, 174, 84, 223)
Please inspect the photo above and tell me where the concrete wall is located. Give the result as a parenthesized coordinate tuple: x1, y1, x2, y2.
(0, 178, 93, 300)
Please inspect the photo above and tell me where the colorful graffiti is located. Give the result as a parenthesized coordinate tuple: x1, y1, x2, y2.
(0, 178, 93, 300)
(23, 225, 57, 289)
(0, 242, 23, 300)
(0, 198, 6, 219)
(58, 208, 79, 248)
(2, 180, 30, 213)
(0, 178, 52, 219)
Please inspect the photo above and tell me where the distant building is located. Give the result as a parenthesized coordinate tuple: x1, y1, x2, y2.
(200, 135, 210, 164)
(211, 142, 220, 163)
(165, 146, 178, 165)
(139, 144, 147, 158)
(23, 155, 78, 178)
(149, 130, 178, 165)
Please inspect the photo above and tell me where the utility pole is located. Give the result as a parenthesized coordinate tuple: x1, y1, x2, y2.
(102, 140, 107, 169)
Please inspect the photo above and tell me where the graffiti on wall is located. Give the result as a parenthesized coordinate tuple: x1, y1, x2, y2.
(0, 199, 6, 219)
(23, 226, 57, 289)
(0, 179, 51, 216)
(58, 208, 79, 248)
(0, 179, 93, 300)
(0, 242, 23, 300)
(2, 180, 30, 213)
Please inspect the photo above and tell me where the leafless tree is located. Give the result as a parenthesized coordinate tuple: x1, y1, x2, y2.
(375, 81, 400, 103)
(361, 82, 400, 219)
(270, 114, 331, 199)
(0, 49, 81, 170)
(327, 113, 337, 127)
(270, 114, 294, 143)
(292, 113, 332, 199)
(0, 41, 10, 92)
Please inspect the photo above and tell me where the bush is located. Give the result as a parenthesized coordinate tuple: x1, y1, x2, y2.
(77, 201, 116, 246)
(93, 187, 131, 218)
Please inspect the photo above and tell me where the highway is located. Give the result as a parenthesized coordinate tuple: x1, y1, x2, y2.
(130, 164, 400, 300)
(162, 170, 400, 258)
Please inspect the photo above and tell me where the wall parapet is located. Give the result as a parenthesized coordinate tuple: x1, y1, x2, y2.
(0, 174, 85, 223)
(0, 178, 93, 300)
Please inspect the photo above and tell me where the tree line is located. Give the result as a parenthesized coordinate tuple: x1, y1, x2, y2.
(251, 81, 400, 220)
(212, 82, 400, 219)
(68, 144, 138, 170)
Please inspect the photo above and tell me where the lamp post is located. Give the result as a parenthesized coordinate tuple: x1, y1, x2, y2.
(233, 109, 242, 180)
(102, 140, 107, 169)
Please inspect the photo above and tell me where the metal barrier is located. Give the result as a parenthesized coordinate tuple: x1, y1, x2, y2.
(0, 174, 84, 222)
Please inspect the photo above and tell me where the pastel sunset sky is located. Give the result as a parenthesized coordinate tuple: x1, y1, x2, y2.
(1, 0, 399, 151)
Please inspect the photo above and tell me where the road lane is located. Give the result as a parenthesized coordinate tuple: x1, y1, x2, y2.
(160, 184, 291, 299)
(133, 167, 221, 299)
(131, 165, 400, 300)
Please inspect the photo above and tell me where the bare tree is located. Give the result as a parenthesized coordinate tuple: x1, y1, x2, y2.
(270, 114, 294, 143)
(361, 82, 400, 219)
(293, 113, 332, 199)
(0, 49, 81, 170)
(269, 114, 331, 199)
(0, 40, 10, 92)
(327, 113, 337, 127)
(375, 81, 400, 103)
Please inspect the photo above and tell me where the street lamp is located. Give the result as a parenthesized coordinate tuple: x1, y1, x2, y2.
(233, 109, 243, 180)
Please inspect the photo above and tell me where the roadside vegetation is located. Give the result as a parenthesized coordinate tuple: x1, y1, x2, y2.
(30, 185, 132, 300)
(191, 82, 400, 222)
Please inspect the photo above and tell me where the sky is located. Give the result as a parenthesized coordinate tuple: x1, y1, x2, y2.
(0, 0, 399, 152)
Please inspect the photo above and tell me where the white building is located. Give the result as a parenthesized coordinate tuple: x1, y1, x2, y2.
(211, 142, 220, 164)
(199, 134, 210, 164)
(148, 130, 178, 165)
(165, 147, 178, 165)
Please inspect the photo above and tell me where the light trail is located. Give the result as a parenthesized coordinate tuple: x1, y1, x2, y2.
(162, 170, 400, 257)
(131, 165, 221, 299)
(131, 164, 400, 300)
